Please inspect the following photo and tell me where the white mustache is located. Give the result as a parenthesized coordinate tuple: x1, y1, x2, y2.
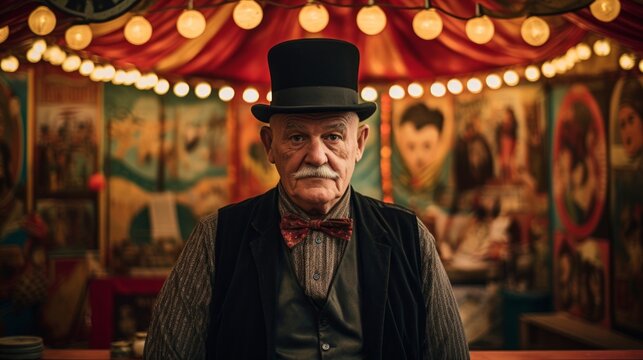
(292, 164, 339, 180)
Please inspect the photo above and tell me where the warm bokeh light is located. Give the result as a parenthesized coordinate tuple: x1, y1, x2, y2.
(619, 53, 635, 70)
(266, 91, 272, 102)
(89, 66, 104, 82)
(243, 87, 260, 103)
(177, 9, 206, 39)
(466, 77, 483, 93)
(26, 48, 42, 63)
(28, 6, 56, 36)
(49, 48, 67, 66)
(174, 82, 190, 97)
(102, 65, 116, 81)
(219, 86, 235, 101)
(590, 0, 621, 22)
(576, 43, 591, 60)
(65, 24, 92, 50)
(233, 0, 263, 30)
(388, 84, 405, 99)
(299, 3, 329, 33)
(0, 26, 9, 44)
(541, 62, 556, 78)
(430, 82, 446, 97)
(79, 59, 95, 76)
(485, 74, 502, 89)
(407, 82, 424, 98)
(195, 82, 212, 98)
(1, 56, 19, 72)
(593, 39, 611, 56)
(524, 65, 540, 82)
(503, 70, 519, 86)
(447, 79, 463, 94)
(124, 16, 153, 45)
(113, 70, 127, 85)
(639, 60, 643, 73)
(154, 79, 170, 95)
(356, 5, 387, 36)
(520, 16, 549, 46)
(62, 55, 81, 72)
(465, 15, 494, 44)
(32, 39, 47, 54)
(412, 8, 442, 40)
(361, 86, 378, 101)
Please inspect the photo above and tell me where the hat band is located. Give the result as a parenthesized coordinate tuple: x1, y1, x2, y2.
(272, 86, 358, 107)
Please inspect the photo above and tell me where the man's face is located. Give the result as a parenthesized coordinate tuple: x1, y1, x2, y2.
(618, 105, 643, 158)
(397, 122, 440, 177)
(261, 112, 369, 215)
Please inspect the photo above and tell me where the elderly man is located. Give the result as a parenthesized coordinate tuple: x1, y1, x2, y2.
(145, 38, 468, 359)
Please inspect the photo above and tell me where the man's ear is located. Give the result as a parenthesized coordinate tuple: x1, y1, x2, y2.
(355, 124, 370, 162)
(260, 126, 275, 164)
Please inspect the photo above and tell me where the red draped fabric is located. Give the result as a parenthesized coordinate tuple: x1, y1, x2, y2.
(1, 0, 642, 85)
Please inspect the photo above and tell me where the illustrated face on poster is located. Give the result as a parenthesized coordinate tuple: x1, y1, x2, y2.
(610, 76, 643, 168)
(391, 96, 454, 210)
(553, 84, 607, 237)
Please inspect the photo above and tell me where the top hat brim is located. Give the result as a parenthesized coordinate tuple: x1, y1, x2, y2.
(251, 102, 377, 123)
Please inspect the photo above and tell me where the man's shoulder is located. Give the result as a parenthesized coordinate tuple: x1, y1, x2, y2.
(354, 191, 416, 217)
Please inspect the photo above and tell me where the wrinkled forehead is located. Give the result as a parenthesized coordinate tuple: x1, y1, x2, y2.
(269, 112, 358, 128)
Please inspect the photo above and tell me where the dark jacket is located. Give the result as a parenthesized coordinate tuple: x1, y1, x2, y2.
(206, 188, 426, 359)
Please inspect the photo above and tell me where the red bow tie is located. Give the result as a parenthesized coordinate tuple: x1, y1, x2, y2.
(280, 214, 353, 248)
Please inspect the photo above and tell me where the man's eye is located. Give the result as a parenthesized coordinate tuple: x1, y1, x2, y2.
(290, 135, 305, 142)
(325, 134, 342, 141)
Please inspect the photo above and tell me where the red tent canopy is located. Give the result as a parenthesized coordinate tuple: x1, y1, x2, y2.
(1, 0, 642, 85)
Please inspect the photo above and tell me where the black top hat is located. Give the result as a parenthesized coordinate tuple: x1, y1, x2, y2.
(251, 38, 377, 123)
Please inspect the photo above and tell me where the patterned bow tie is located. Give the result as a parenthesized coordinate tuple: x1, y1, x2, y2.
(280, 214, 353, 248)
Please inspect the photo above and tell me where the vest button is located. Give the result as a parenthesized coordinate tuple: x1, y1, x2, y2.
(315, 237, 322, 244)
(313, 273, 321, 280)
(321, 343, 330, 351)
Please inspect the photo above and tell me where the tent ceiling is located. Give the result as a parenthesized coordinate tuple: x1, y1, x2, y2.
(1, 0, 642, 86)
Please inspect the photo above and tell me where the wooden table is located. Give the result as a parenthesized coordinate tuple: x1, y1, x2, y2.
(42, 349, 643, 359)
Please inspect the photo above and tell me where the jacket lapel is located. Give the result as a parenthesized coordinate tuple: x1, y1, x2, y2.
(352, 190, 391, 359)
(249, 188, 282, 356)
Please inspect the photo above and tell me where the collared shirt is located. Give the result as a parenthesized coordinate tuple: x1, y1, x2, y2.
(145, 187, 469, 359)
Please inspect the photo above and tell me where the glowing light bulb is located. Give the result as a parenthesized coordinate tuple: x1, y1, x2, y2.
(0, 26, 8, 44)
(79, 59, 94, 75)
(521, 16, 549, 46)
(430, 82, 446, 97)
(195, 82, 212, 98)
(65, 24, 92, 50)
(299, 3, 329, 33)
(62, 55, 81, 72)
(1, 56, 19, 72)
(576, 43, 591, 60)
(639, 60, 643, 73)
(174, 82, 190, 97)
(32, 39, 47, 54)
(27, 48, 42, 63)
(124, 16, 152, 45)
(113, 70, 127, 85)
(447, 79, 463, 94)
(90, 66, 104, 82)
(524, 65, 540, 82)
(356, 5, 387, 36)
(485, 74, 502, 89)
(503, 70, 519, 86)
(361, 86, 378, 101)
(233, 0, 263, 30)
(466, 78, 483, 93)
(388, 84, 405, 99)
(177, 9, 206, 39)
(243, 87, 260, 103)
(619, 53, 635, 70)
(466, 15, 494, 45)
(154, 79, 170, 94)
(593, 39, 611, 56)
(407, 82, 424, 98)
(49, 48, 67, 66)
(124, 69, 141, 85)
(590, 0, 620, 22)
(219, 86, 235, 101)
(413, 8, 442, 40)
(102, 65, 116, 81)
(28, 6, 56, 36)
(541, 62, 556, 78)
(266, 91, 272, 102)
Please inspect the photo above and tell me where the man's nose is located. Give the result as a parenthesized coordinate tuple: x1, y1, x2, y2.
(305, 137, 328, 165)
